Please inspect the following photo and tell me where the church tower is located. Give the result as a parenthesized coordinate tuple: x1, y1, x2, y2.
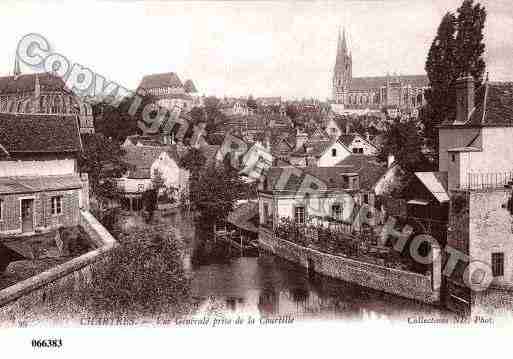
(332, 28, 352, 104)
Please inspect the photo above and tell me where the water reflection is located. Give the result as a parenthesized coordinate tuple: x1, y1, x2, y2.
(173, 213, 450, 321)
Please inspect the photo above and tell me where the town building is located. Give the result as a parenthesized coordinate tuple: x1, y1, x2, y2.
(0, 114, 88, 235)
(408, 75, 513, 312)
(219, 99, 255, 117)
(258, 157, 387, 231)
(289, 136, 352, 168)
(137, 72, 196, 114)
(331, 29, 428, 111)
(0, 58, 94, 134)
(116, 145, 189, 211)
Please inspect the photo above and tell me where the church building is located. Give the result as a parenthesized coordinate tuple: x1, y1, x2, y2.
(0, 57, 95, 134)
(332, 29, 429, 112)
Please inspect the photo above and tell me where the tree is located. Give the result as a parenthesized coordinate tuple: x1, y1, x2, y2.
(78, 133, 129, 209)
(189, 160, 246, 231)
(378, 120, 432, 174)
(179, 147, 206, 179)
(421, 0, 486, 156)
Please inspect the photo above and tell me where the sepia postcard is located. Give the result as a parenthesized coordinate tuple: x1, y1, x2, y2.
(0, 0, 512, 356)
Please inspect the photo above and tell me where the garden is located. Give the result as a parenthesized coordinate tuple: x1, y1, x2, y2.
(273, 216, 432, 275)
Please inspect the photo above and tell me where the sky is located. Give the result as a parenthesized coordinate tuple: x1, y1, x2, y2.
(0, 0, 512, 100)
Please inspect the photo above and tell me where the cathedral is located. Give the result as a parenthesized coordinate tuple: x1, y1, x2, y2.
(332, 29, 429, 112)
(0, 57, 94, 134)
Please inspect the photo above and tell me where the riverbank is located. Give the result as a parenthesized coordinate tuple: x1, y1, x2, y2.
(258, 227, 441, 305)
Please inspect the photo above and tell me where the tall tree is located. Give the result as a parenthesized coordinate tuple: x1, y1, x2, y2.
(421, 0, 486, 157)
(78, 134, 129, 208)
(455, 0, 487, 85)
(378, 120, 432, 174)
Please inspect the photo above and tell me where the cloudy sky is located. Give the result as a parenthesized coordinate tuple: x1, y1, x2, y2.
(0, 0, 511, 99)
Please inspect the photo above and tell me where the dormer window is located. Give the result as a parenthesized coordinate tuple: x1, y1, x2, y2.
(332, 148, 337, 157)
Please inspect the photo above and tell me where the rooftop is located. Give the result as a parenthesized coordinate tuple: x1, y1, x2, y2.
(122, 145, 179, 179)
(0, 72, 72, 95)
(0, 174, 83, 195)
(138, 72, 184, 90)
(0, 113, 82, 155)
(350, 74, 428, 92)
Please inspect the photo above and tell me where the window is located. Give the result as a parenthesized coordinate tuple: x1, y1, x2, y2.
(492, 252, 504, 277)
(352, 148, 363, 154)
(0, 198, 3, 220)
(331, 204, 342, 220)
(51, 196, 62, 215)
(363, 194, 369, 204)
(331, 148, 337, 157)
(294, 206, 305, 224)
(451, 154, 456, 162)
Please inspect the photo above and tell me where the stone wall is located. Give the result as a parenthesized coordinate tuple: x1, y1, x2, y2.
(0, 210, 116, 320)
(259, 228, 440, 304)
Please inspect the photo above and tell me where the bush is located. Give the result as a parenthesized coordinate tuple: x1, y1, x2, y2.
(75, 226, 191, 320)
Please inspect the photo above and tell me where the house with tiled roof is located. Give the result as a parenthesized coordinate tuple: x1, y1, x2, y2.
(289, 134, 352, 168)
(403, 76, 513, 303)
(115, 144, 189, 211)
(0, 113, 88, 235)
(258, 156, 388, 231)
(338, 133, 378, 155)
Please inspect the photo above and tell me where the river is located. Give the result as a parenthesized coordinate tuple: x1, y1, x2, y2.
(171, 212, 451, 323)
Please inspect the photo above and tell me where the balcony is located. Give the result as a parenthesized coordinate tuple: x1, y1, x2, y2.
(464, 172, 513, 190)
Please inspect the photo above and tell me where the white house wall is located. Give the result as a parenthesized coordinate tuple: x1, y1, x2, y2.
(317, 142, 351, 167)
(275, 194, 356, 222)
(0, 159, 75, 177)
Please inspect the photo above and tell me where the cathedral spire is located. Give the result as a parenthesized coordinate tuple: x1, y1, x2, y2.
(13, 55, 21, 79)
(335, 27, 348, 70)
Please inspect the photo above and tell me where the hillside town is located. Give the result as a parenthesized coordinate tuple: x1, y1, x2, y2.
(1, 0, 512, 326)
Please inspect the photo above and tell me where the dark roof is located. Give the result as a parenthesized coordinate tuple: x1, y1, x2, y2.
(291, 138, 337, 158)
(335, 155, 388, 191)
(138, 72, 183, 90)
(227, 201, 259, 233)
(338, 134, 355, 147)
(123, 145, 179, 179)
(183, 79, 198, 93)
(0, 114, 82, 154)
(350, 74, 428, 92)
(0, 72, 71, 95)
(0, 175, 83, 195)
(264, 165, 360, 192)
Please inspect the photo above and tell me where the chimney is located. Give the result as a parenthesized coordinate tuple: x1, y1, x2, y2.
(455, 75, 475, 124)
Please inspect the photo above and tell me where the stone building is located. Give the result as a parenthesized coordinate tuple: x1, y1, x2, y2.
(0, 58, 94, 134)
(0, 113, 88, 235)
(407, 75, 513, 313)
(332, 29, 428, 111)
(137, 72, 196, 114)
